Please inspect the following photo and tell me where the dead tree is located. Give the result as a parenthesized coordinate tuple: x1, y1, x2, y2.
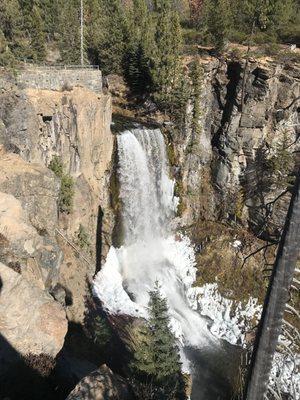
(244, 173, 300, 400)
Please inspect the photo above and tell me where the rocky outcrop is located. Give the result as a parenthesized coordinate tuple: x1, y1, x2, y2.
(0, 70, 114, 322)
(174, 58, 300, 242)
(0, 150, 61, 288)
(0, 262, 67, 358)
(66, 365, 130, 400)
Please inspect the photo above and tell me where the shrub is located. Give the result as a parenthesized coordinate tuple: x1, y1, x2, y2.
(263, 43, 281, 57)
(48, 155, 74, 214)
(183, 28, 203, 45)
(59, 174, 74, 214)
(48, 155, 63, 178)
(76, 224, 91, 249)
(93, 315, 112, 347)
(228, 30, 248, 44)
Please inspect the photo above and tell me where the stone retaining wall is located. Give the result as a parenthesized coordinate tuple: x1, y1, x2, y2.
(17, 68, 102, 92)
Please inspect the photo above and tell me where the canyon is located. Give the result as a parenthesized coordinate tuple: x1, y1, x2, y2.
(0, 55, 299, 399)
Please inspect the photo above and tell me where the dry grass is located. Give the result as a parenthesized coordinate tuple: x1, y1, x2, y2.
(188, 221, 273, 304)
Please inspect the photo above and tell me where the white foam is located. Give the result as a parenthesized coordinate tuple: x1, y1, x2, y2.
(187, 283, 262, 345)
(93, 127, 298, 398)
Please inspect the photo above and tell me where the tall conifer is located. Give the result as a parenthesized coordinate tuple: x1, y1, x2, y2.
(30, 5, 46, 61)
(130, 282, 186, 400)
(58, 0, 81, 63)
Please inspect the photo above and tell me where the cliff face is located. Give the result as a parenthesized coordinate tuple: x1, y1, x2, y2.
(175, 58, 299, 239)
(0, 68, 114, 364)
(164, 57, 300, 305)
(0, 58, 298, 390)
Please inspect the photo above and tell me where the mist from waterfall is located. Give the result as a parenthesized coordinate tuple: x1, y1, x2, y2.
(93, 127, 215, 354)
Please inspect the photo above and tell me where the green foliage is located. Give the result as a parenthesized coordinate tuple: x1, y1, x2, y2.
(30, 5, 46, 61)
(0, 0, 26, 65)
(202, 0, 232, 50)
(48, 155, 74, 214)
(92, 315, 112, 347)
(85, 0, 126, 74)
(130, 282, 186, 399)
(123, 0, 154, 93)
(190, 58, 203, 136)
(191, 0, 299, 46)
(59, 174, 74, 214)
(267, 132, 295, 189)
(58, 0, 81, 64)
(151, 6, 183, 110)
(232, 0, 300, 44)
(48, 155, 63, 177)
(76, 224, 91, 249)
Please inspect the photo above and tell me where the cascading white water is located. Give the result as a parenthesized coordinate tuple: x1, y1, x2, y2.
(93, 127, 299, 399)
(93, 127, 215, 354)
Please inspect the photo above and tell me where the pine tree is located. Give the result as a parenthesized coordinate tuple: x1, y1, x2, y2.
(0, 0, 29, 63)
(124, 0, 154, 93)
(30, 5, 46, 61)
(58, 0, 81, 63)
(232, 0, 299, 42)
(37, 0, 62, 39)
(148, 283, 182, 382)
(203, 0, 231, 51)
(190, 58, 203, 136)
(130, 282, 186, 400)
(93, 0, 126, 74)
(151, 5, 183, 110)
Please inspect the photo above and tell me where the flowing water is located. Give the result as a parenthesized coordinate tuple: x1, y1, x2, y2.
(94, 127, 238, 397)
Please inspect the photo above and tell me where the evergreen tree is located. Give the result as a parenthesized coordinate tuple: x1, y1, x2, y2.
(151, 4, 183, 110)
(131, 282, 186, 399)
(124, 0, 154, 93)
(202, 0, 231, 50)
(85, 0, 103, 64)
(0, 29, 15, 66)
(232, 0, 299, 43)
(58, 0, 81, 63)
(93, 0, 126, 74)
(190, 58, 203, 136)
(30, 5, 46, 61)
(0, 0, 29, 63)
(38, 0, 62, 39)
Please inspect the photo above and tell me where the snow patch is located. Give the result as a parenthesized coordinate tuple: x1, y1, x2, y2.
(187, 283, 262, 346)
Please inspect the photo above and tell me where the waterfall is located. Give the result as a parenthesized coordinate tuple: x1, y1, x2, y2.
(94, 127, 215, 354)
(93, 127, 298, 399)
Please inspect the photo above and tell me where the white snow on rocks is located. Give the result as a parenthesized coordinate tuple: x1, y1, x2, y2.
(187, 283, 262, 346)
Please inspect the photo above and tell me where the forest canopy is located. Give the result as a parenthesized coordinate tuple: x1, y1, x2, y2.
(0, 0, 299, 67)
(1, 0, 299, 113)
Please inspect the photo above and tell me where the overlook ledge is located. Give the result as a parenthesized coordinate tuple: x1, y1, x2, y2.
(16, 65, 102, 93)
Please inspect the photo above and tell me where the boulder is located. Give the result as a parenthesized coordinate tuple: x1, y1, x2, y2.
(0, 262, 67, 358)
(66, 365, 130, 400)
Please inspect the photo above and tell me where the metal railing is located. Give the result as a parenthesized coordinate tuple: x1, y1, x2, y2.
(22, 60, 99, 70)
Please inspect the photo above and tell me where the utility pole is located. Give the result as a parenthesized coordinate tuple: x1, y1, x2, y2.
(80, 0, 84, 65)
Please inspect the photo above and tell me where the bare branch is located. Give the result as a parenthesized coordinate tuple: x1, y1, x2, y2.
(241, 242, 276, 269)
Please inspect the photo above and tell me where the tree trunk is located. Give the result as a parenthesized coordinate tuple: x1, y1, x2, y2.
(244, 173, 300, 400)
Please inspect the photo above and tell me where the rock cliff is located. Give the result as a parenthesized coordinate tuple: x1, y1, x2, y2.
(175, 58, 299, 240)
(0, 57, 298, 398)
(168, 57, 299, 303)
(0, 67, 114, 364)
